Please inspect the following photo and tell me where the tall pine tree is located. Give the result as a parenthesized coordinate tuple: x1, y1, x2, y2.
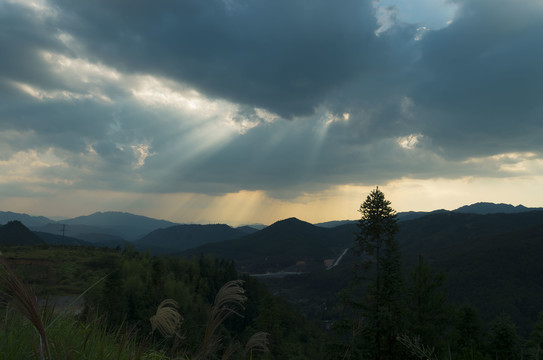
(352, 187, 406, 360)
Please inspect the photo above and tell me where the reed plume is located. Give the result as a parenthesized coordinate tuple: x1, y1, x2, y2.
(196, 279, 247, 359)
(244, 331, 270, 355)
(0, 256, 50, 359)
(152, 280, 269, 359)
(150, 299, 183, 339)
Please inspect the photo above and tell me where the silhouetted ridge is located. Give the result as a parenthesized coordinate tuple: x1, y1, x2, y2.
(0, 211, 53, 227)
(64, 211, 174, 227)
(62, 211, 177, 240)
(185, 217, 351, 273)
(0, 221, 44, 245)
(453, 202, 539, 214)
(262, 217, 315, 232)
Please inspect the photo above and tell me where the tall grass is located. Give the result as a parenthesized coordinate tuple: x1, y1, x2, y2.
(0, 254, 163, 359)
(0, 256, 50, 359)
(150, 280, 269, 360)
(0, 306, 165, 360)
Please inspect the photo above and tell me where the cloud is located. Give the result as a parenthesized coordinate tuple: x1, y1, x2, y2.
(49, 0, 381, 118)
(408, 0, 543, 157)
(1, 0, 542, 211)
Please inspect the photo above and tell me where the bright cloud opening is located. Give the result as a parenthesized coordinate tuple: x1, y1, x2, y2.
(397, 134, 423, 149)
(131, 144, 153, 169)
(462, 152, 543, 174)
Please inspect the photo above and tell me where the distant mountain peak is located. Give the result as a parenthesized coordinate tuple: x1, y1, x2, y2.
(61, 211, 178, 240)
(270, 217, 313, 227)
(453, 202, 534, 214)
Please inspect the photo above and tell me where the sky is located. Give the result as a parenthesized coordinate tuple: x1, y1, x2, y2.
(1, 0, 543, 226)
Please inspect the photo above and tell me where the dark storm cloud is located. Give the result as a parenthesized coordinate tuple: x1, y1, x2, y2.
(51, 0, 380, 118)
(0, 2, 67, 91)
(408, 0, 543, 157)
(2, 0, 543, 199)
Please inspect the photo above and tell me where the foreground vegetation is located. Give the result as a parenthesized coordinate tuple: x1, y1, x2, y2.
(0, 244, 323, 359)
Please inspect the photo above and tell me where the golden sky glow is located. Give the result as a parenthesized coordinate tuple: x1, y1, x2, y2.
(1, 175, 542, 226)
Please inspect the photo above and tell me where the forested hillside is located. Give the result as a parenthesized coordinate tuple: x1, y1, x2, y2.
(184, 217, 353, 273)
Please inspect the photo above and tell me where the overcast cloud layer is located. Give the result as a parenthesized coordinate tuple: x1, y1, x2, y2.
(1, 0, 543, 218)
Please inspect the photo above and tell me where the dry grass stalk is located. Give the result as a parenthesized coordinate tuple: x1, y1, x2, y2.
(0, 256, 50, 359)
(244, 331, 270, 355)
(397, 334, 437, 360)
(150, 299, 183, 339)
(197, 280, 247, 359)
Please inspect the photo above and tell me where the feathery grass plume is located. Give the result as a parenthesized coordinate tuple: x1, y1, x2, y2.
(197, 280, 247, 359)
(150, 299, 183, 339)
(397, 334, 437, 360)
(0, 256, 50, 359)
(244, 331, 270, 355)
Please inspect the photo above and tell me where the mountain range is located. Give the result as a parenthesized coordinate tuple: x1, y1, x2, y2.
(2, 202, 543, 335)
(0, 211, 53, 228)
(2, 202, 541, 243)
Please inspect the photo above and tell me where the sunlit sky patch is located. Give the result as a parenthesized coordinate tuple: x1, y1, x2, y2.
(1, 0, 542, 225)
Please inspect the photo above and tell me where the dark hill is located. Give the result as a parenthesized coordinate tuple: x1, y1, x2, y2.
(134, 223, 247, 254)
(185, 217, 353, 273)
(0, 221, 44, 245)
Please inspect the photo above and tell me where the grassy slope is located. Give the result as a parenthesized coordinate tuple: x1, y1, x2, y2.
(0, 245, 119, 295)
